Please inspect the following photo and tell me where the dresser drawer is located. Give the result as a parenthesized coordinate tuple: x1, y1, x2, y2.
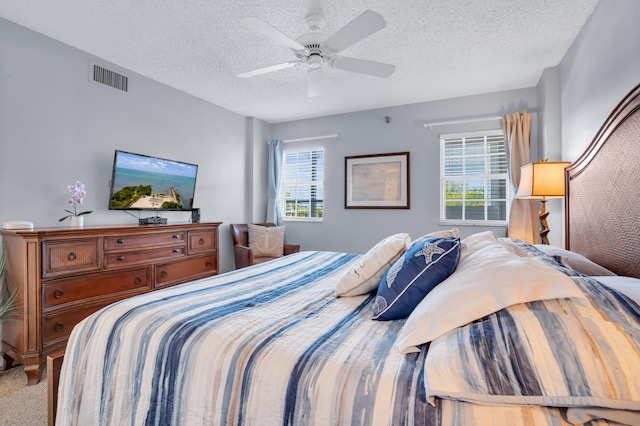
(43, 267, 152, 312)
(188, 229, 217, 254)
(104, 231, 186, 251)
(155, 254, 218, 288)
(104, 246, 186, 269)
(42, 239, 101, 278)
(42, 303, 107, 347)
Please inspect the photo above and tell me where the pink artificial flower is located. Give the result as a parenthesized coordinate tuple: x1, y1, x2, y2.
(59, 180, 93, 222)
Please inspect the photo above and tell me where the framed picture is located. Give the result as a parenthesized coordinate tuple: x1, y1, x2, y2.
(345, 152, 410, 209)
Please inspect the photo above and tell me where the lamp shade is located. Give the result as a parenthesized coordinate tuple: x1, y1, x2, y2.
(516, 160, 571, 199)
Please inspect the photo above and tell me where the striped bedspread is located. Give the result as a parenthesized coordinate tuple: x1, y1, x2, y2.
(57, 251, 435, 426)
(56, 247, 640, 425)
(425, 243, 640, 425)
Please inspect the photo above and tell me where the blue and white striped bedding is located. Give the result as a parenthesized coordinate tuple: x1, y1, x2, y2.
(56, 245, 640, 425)
(425, 243, 640, 425)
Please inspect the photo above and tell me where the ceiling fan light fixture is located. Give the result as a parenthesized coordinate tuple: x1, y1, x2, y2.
(307, 67, 324, 98)
(308, 55, 323, 68)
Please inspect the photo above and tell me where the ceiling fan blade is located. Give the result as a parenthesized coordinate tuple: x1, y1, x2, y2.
(307, 67, 325, 97)
(323, 10, 386, 54)
(331, 56, 395, 78)
(241, 16, 306, 51)
(237, 61, 301, 78)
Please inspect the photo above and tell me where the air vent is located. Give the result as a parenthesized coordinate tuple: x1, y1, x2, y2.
(92, 64, 128, 92)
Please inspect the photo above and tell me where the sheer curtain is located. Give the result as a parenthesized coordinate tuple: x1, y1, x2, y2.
(502, 111, 538, 244)
(266, 140, 283, 225)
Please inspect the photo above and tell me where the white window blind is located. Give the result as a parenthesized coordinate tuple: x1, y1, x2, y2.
(440, 131, 509, 225)
(281, 148, 324, 221)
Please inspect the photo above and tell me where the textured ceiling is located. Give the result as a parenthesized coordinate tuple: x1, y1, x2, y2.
(0, 0, 598, 123)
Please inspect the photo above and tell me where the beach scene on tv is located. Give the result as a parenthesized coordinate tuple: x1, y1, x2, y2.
(110, 151, 198, 210)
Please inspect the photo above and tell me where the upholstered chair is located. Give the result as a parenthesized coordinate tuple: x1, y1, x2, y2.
(229, 223, 301, 269)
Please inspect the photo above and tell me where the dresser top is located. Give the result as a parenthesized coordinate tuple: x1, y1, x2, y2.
(0, 222, 222, 238)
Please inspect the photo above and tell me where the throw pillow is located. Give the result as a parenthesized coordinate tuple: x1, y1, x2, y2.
(372, 237, 461, 321)
(335, 233, 411, 297)
(394, 239, 587, 353)
(248, 224, 285, 258)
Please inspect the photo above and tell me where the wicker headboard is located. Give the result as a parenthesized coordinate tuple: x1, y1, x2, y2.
(565, 83, 640, 278)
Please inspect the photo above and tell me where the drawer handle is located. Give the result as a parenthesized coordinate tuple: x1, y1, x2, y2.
(54, 289, 64, 299)
(134, 277, 142, 285)
(54, 322, 65, 332)
(173, 249, 180, 253)
(67, 252, 77, 261)
(199, 238, 205, 245)
(205, 261, 212, 267)
(117, 239, 124, 244)
(118, 256, 125, 261)
(173, 234, 180, 239)
(161, 270, 168, 278)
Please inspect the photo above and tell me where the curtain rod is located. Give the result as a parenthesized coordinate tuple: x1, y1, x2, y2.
(424, 112, 537, 129)
(281, 134, 338, 143)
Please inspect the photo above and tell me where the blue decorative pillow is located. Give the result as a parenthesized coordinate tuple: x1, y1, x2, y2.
(372, 237, 461, 321)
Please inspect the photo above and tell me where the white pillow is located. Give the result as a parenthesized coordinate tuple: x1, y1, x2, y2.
(248, 224, 285, 258)
(410, 228, 459, 246)
(335, 233, 411, 297)
(534, 245, 616, 276)
(395, 239, 587, 354)
(593, 276, 640, 305)
(461, 230, 496, 253)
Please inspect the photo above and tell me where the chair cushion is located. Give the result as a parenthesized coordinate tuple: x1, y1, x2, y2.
(248, 224, 285, 258)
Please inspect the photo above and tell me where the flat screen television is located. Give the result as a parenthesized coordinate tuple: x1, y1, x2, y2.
(108, 150, 198, 211)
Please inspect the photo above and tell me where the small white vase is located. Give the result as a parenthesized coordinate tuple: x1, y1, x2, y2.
(70, 216, 84, 227)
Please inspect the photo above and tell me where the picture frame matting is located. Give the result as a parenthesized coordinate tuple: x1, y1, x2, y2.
(344, 151, 410, 209)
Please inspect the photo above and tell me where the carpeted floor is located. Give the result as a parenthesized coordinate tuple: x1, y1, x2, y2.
(0, 364, 47, 425)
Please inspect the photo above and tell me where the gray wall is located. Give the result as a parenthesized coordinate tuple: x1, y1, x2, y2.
(536, 67, 565, 247)
(559, 0, 640, 161)
(272, 88, 538, 254)
(248, 118, 271, 222)
(0, 18, 252, 272)
(549, 0, 639, 247)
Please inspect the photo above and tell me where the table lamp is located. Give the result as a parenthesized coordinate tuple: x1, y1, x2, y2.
(516, 159, 571, 244)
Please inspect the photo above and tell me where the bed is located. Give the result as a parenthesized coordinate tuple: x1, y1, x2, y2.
(54, 84, 640, 426)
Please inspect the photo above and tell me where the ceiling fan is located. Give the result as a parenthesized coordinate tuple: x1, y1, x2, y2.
(237, 9, 395, 97)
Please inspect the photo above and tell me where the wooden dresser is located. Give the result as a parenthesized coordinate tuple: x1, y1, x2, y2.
(0, 221, 221, 384)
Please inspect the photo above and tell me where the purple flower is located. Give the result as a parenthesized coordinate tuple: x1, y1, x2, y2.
(59, 181, 93, 222)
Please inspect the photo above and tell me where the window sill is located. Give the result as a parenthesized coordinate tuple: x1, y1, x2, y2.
(439, 221, 506, 227)
(283, 218, 323, 223)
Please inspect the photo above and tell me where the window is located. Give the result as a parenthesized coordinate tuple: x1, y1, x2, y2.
(440, 130, 509, 225)
(281, 148, 324, 221)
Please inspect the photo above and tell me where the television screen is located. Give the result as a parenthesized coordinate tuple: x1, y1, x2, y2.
(109, 150, 198, 211)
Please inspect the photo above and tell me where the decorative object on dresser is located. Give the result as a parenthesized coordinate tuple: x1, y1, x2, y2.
(515, 159, 570, 244)
(58, 181, 92, 226)
(0, 221, 221, 385)
(230, 223, 300, 269)
(3, 221, 34, 230)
